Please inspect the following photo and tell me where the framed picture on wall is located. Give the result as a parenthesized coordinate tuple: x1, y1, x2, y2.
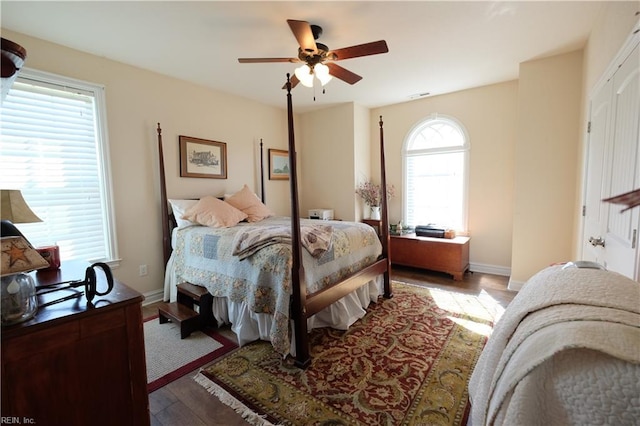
(269, 149, 289, 180)
(179, 136, 227, 179)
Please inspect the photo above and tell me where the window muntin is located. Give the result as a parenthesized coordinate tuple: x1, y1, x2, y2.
(0, 69, 118, 264)
(408, 120, 465, 150)
(403, 115, 469, 232)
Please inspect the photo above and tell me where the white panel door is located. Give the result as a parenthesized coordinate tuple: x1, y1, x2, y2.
(582, 78, 612, 264)
(603, 43, 640, 279)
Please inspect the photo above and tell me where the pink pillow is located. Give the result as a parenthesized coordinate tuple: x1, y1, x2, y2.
(182, 196, 247, 228)
(225, 185, 273, 222)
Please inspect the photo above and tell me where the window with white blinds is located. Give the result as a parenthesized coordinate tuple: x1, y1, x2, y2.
(403, 115, 469, 232)
(0, 69, 118, 264)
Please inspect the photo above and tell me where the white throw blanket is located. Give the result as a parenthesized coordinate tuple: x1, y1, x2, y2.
(468, 265, 640, 426)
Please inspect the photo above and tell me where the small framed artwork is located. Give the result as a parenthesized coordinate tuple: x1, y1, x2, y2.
(269, 149, 289, 180)
(179, 135, 227, 179)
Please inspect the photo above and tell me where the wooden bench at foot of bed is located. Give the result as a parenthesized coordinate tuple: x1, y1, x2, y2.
(390, 234, 470, 281)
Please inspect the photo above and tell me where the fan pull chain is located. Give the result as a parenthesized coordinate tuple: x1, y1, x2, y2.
(312, 86, 326, 102)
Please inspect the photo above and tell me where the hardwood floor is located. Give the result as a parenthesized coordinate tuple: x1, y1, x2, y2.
(144, 267, 516, 426)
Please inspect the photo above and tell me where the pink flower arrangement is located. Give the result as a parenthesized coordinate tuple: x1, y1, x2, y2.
(356, 181, 395, 207)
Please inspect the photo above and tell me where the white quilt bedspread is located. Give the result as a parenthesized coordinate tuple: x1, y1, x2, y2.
(468, 265, 640, 426)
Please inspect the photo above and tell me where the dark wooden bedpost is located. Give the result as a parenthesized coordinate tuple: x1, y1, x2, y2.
(259, 138, 265, 203)
(286, 74, 310, 368)
(157, 123, 171, 267)
(379, 116, 393, 298)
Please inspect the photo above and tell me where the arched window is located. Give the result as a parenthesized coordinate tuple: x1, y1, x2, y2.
(402, 115, 469, 232)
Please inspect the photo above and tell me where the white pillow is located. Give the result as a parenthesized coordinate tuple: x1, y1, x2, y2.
(168, 199, 198, 229)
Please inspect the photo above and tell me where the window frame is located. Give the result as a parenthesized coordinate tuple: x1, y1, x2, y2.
(1, 67, 120, 266)
(402, 113, 470, 234)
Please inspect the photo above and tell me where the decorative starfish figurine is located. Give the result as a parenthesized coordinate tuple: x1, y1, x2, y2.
(1, 236, 49, 274)
(2, 238, 31, 268)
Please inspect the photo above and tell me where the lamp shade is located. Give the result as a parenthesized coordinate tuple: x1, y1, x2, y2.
(314, 63, 333, 86)
(1, 236, 49, 276)
(294, 64, 314, 88)
(0, 189, 42, 223)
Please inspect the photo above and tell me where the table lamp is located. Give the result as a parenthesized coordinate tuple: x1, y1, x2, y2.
(1, 189, 42, 244)
(1, 236, 49, 325)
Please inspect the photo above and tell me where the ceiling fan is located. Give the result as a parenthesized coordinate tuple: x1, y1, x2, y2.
(238, 19, 389, 89)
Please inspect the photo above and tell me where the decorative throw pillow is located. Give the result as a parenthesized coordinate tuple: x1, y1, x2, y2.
(168, 199, 198, 229)
(225, 185, 273, 222)
(182, 195, 248, 228)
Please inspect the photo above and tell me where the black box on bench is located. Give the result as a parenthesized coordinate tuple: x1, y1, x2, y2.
(415, 225, 446, 238)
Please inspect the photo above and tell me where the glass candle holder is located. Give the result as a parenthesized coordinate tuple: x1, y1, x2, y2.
(1, 273, 38, 325)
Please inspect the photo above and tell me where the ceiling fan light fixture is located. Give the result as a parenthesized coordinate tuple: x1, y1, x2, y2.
(314, 63, 332, 86)
(294, 64, 314, 87)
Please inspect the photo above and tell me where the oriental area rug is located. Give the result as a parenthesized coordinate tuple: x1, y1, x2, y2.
(144, 316, 237, 392)
(194, 282, 503, 426)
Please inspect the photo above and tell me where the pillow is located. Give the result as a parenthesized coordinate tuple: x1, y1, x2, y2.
(225, 185, 273, 222)
(168, 199, 198, 229)
(223, 189, 259, 201)
(182, 195, 248, 228)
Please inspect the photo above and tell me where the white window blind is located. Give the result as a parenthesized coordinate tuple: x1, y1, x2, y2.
(403, 116, 469, 232)
(0, 69, 117, 263)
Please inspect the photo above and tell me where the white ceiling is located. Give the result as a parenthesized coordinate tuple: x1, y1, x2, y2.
(1, 1, 607, 113)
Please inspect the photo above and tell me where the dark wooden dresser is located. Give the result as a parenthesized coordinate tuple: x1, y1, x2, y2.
(1, 261, 149, 425)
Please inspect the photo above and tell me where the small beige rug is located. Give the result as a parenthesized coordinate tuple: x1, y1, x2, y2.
(144, 316, 236, 392)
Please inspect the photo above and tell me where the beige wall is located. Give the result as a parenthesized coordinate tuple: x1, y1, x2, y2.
(510, 50, 584, 285)
(583, 3, 639, 93)
(371, 82, 519, 274)
(2, 29, 290, 298)
(299, 104, 358, 222)
(298, 102, 373, 222)
(353, 104, 372, 221)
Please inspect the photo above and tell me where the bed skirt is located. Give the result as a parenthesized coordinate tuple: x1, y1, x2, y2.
(164, 254, 383, 356)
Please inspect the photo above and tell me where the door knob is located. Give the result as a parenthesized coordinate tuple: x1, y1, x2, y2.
(588, 236, 606, 247)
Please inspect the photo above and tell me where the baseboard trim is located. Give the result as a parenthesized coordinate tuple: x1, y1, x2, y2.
(469, 262, 511, 277)
(507, 278, 525, 291)
(142, 289, 164, 306)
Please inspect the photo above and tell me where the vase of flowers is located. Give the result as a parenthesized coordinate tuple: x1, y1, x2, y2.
(355, 181, 395, 219)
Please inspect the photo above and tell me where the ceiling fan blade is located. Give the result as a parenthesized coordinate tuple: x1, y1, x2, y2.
(287, 19, 317, 55)
(326, 62, 362, 85)
(282, 74, 300, 90)
(328, 40, 389, 61)
(238, 57, 299, 63)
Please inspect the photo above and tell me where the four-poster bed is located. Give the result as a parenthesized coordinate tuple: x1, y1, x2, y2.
(157, 74, 392, 367)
